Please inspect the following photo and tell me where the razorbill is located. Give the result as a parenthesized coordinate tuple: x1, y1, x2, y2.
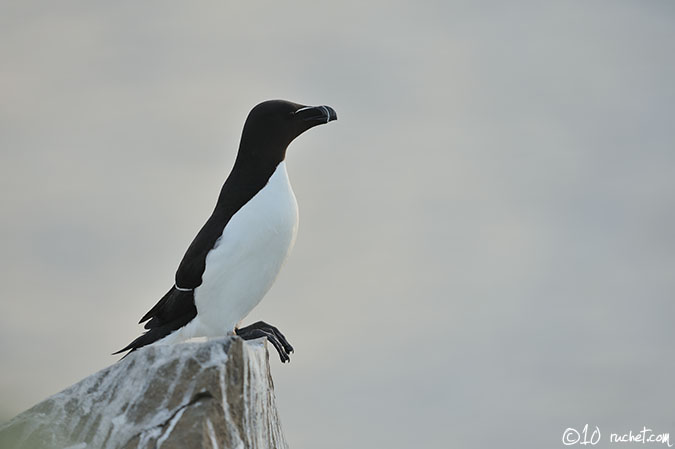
(114, 100, 337, 362)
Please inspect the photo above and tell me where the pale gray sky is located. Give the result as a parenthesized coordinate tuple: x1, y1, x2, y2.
(1, 1, 674, 448)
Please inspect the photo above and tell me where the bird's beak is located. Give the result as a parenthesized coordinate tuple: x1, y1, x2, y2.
(293, 105, 338, 124)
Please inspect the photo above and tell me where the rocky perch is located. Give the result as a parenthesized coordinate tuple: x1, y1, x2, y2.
(0, 337, 288, 449)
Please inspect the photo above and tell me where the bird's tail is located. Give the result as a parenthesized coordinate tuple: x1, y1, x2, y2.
(113, 286, 197, 358)
(112, 327, 174, 357)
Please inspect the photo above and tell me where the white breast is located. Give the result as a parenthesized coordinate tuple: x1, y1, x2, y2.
(188, 161, 298, 337)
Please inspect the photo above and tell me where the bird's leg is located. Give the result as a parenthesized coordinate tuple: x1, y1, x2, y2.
(235, 321, 294, 363)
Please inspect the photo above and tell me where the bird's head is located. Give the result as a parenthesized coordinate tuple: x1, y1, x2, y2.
(236, 99, 337, 165)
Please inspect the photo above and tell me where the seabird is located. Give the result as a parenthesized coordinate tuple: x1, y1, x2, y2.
(114, 99, 337, 362)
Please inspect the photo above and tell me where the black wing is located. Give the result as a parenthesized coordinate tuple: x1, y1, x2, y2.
(174, 212, 230, 290)
(114, 214, 230, 356)
(114, 165, 276, 356)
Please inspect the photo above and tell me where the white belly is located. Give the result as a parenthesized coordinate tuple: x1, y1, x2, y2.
(184, 161, 298, 337)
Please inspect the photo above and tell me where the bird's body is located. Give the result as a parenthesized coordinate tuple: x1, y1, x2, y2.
(159, 161, 298, 345)
(116, 100, 337, 361)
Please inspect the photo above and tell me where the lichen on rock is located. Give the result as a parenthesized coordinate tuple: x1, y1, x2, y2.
(0, 337, 288, 449)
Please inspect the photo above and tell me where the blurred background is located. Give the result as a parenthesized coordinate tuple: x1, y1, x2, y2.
(1, 1, 674, 448)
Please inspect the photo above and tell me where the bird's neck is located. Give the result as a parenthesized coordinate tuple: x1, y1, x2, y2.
(213, 148, 286, 214)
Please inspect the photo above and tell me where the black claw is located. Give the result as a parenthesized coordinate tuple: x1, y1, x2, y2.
(236, 321, 293, 363)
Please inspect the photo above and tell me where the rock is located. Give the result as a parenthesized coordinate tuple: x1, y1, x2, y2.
(0, 337, 288, 449)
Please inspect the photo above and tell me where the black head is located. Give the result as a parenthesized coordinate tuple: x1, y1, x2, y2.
(235, 99, 337, 168)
